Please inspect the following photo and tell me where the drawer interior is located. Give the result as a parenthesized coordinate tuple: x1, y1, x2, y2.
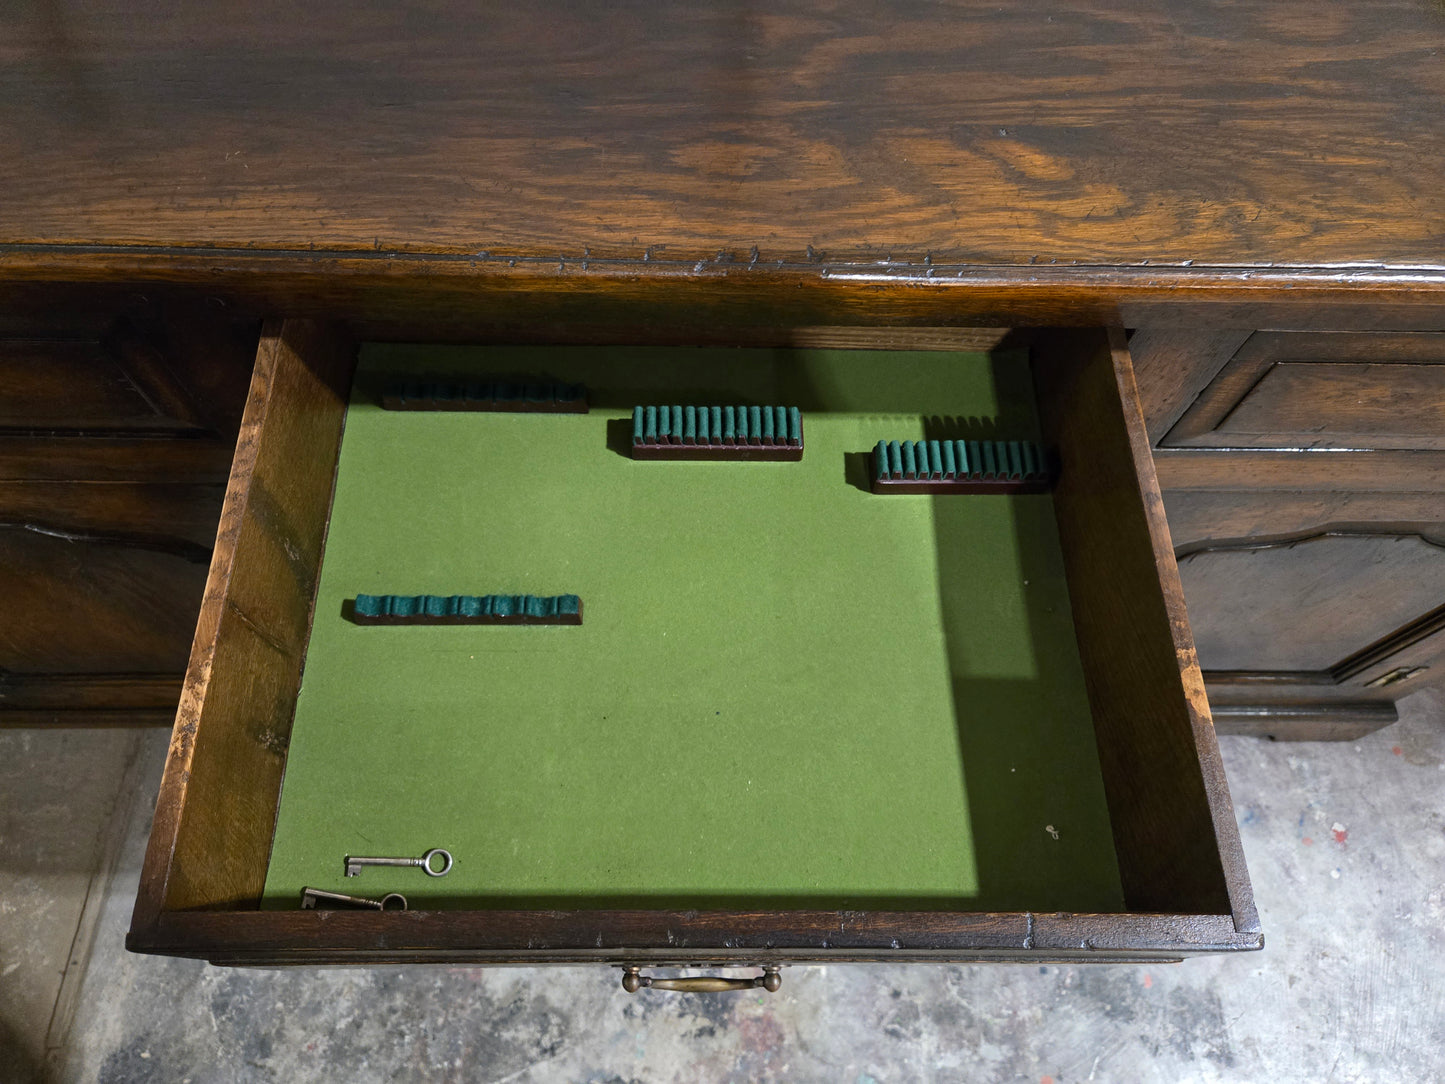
(261, 343, 1123, 913)
(130, 323, 1258, 963)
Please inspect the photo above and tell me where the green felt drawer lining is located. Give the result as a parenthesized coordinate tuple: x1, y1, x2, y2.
(261, 344, 1123, 913)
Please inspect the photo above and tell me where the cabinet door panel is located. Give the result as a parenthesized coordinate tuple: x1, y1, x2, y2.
(1165, 332, 1445, 450)
(1178, 533, 1445, 673)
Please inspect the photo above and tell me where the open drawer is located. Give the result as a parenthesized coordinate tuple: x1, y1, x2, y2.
(128, 321, 1259, 970)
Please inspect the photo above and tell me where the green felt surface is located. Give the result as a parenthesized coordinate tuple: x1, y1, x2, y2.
(262, 345, 1123, 912)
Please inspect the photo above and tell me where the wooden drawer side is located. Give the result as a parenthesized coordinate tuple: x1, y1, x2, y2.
(1035, 329, 1255, 930)
(131, 320, 354, 927)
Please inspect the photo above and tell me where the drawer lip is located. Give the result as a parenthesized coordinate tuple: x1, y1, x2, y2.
(130, 322, 1259, 963)
(128, 909, 1262, 965)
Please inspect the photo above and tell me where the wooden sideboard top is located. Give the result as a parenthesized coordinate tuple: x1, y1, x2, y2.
(3, 0, 1443, 274)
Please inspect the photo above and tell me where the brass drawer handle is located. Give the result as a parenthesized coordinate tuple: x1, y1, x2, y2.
(621, 966, 782, 994)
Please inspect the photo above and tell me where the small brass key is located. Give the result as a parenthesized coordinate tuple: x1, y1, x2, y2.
(301, 887, 408, 911)
(344, 847, 453, 878)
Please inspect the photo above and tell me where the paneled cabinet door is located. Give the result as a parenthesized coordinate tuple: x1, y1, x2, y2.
(1162, 332, 1445, 451)
(1177, 530, 1445, 737)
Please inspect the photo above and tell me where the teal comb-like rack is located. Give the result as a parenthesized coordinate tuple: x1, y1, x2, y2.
(871, 439, 1052, 494)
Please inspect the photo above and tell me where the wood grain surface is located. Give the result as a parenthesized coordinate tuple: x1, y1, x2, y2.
(1165, 332, 1445, 450)
(1033, 328, 1254, 930)
(1127, 329, 1254, 445)
(132, 320, 354, 924)
(3, 0, 1444, 273)
(0, 313, 254, 727)
(1180, 533, 1445, 672)
(1163, 490, 1445, 552)
(128, 909, 1258, 966)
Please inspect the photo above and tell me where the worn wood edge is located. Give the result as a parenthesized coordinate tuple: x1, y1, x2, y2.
(1333, 602, 1445, 682)
(5, 251, 1445, 334)
(0, 480, 224, 552)
(1175, 527, 1445, 562)
(128, 319, 354, 933)
(163, 320, 355, 912)
(1204, 671, 1339, 688)
(128, 328, 282, 933)
(126, 909, 1258, 963)
(1101, 328, 1260, 937)
(201, 954, 1201, 967)
(5, 243, 1445, 284)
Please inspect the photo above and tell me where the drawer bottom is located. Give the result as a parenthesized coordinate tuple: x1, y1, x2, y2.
(263, 344, 1122, 915)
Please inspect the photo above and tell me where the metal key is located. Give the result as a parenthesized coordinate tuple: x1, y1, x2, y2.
(344, 847, 453, 878)
(301, 887, 408, 911)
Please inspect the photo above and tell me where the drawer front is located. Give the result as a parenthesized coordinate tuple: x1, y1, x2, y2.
(1163, 332, 1445, 451)
(128, 323, 1259, 966)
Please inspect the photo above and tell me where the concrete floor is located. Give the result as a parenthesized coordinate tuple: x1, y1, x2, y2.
(2, 690, 1441, 1084)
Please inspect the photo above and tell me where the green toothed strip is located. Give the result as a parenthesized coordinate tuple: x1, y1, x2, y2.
(873, 439, 1049, 482)
(352, 593, 582, 623)
(383, 378, 588, 411)
(631, 405, 803, 446)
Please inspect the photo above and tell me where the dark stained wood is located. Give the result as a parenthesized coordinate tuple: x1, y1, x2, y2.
(0, 531, 208, 672)
(3, 0, 1444, 273)
(0, 672, 181, 727)
(6, 0, 1442, 956)
(127, 321, 1264, 963)
(1179, 534, 1445, 673)
(0, 339, 157, 427)
(127, 909, 1257, 967)
(1128, 329, 1253, 445)
(0, 436, 236, 484)
(0, 311, 257, 727)
(1032, 327, 1255, 930)
(1206, 363, 1445, 449)
(1166, 332, 1445, 449)
(1162, 488, 1443, 740)
(1153, 449, 1445, 492)
(131, 320, 354, 927)
(0, 323, 240, 484)
(105, 329, 212, 431)
(0, 481, 225, 552)
(1240, 332, 1445, 363)
(1162, 490, 1445, 551)
(1208, 701, 1399, 743)
(5, 251, 1445, 340)
(1180, 524, 1445, 731)
(1336, 603, 1445, 688)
